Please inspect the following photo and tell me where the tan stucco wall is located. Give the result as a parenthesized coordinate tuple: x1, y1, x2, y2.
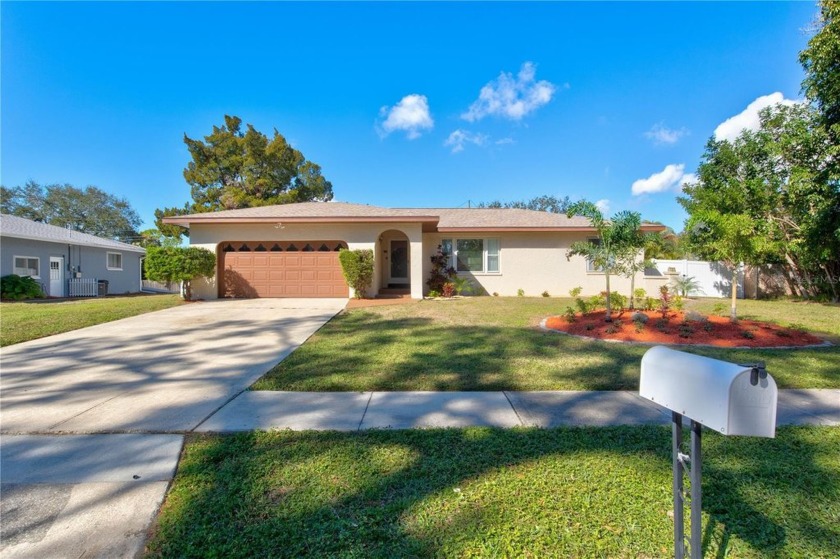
(188, 222, 423, 299)
(422, 231, 645, 298)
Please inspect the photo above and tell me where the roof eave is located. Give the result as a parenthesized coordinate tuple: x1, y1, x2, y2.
(164, 215, 441, 226)
(0, 232, 146, 253)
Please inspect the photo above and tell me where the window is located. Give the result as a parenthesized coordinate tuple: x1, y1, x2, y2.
(13, 256, 40, 278)
(106, 252, 123, 270)
(441, 238, 501, 274)
(584, 238, 610, 273)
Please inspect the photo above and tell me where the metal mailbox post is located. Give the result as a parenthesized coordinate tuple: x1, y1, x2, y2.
(639, 346, 778, 559)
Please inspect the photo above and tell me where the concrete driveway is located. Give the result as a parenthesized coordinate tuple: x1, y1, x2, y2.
(1, 298, 345, 558)
(0, 298, 346, 434)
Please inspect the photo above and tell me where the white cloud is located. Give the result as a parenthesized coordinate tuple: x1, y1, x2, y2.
(495, 137, 515, 145)
(461, 62, 556, 122)
(631, 163, 686, 196)
(595, 199, 611, 214)
(713, 92, 797, 142)
(645, 123, 688, 145)
(444, 129, 488, 153)
(378, 94, 434, 139)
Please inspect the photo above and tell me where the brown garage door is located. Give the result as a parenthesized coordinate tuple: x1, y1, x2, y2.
(220, 241, 349, 298)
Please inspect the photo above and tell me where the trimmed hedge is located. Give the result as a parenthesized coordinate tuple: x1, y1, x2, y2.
(338, 249, 374, 299)
(1, 274, 44, 300)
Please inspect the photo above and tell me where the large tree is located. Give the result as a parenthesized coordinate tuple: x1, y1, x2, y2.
(679, 103, 840, 309)
(566, 200, 644, 321)
(800, 0, 840, 134)
(1, 181, 141, 242)
(156, 115, 334, 239)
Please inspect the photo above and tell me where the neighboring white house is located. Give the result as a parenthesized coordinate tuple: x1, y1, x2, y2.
(164, 202, 664, 300)
(0, 214, 145, 297)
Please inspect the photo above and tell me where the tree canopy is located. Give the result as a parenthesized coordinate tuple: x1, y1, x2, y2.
(156, 115, 334, 240)
(144, 246, 216, 301)
(800, 0, 840, 132)
(0, 181, 141, 242)
(476, 195, 571, 213)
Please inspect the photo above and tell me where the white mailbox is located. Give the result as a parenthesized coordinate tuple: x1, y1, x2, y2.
(640, 345, 777, 437)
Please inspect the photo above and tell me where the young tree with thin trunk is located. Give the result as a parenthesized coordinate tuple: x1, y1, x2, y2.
(566, 201, 643, 322)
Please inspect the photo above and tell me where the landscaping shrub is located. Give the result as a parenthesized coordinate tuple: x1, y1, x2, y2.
(569, 286, 582, 298)
(145, 246, 216, 301)
(542, 290, 550, 298)
(563, 306, 576, 323)
(633, 288, 647, 309)
(338, 249, 374, 299)
(517, 288, 525, 297)
(659, 285, 672, 318)
(451, 276, 473, 296)
(426, 245, 456, 293)
(1, 274, 43, 300)
(609, 291, 627, 311)
(442, 282, 456, 298)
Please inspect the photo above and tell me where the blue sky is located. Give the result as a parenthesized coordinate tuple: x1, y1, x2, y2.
(1, 1, 817, 232)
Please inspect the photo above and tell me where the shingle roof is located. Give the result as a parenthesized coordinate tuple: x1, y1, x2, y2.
(0, 214, 146, 253)
(164, 201, 664, 232)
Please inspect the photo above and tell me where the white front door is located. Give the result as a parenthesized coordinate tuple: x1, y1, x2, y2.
(389, 240, 409, 285)
(49, 257, 65, 297)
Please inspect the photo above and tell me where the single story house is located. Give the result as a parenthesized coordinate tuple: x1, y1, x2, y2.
(0, 214, 145, 297)
(164, 202, 665, 300)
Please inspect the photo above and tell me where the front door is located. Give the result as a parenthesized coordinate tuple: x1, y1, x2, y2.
(389, 240, 409, 285)
(49, 257, 65, 297)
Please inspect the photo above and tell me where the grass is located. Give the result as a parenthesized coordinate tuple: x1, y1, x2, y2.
(687, 297, 840, 341)
(145, 425, 840, 559)
(0, 294, 183, 346)
(252, 297, 840, 391)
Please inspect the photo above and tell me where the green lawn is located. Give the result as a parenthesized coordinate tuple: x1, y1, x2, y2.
(252, 297, 840, 391)
(0, 294, 183, 346)
(145, 426, 840, 559)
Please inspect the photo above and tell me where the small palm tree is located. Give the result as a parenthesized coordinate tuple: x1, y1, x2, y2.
(671, 275, 703, 297)
(566, 201, 643, 322)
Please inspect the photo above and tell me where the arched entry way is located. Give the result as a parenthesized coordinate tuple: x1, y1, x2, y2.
(378, 229, 411, 291)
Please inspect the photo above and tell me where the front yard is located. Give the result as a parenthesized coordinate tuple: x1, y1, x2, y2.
(0, 294, 183, 346)
(146, 425, 840, 558)
(253, 297, 840, 391)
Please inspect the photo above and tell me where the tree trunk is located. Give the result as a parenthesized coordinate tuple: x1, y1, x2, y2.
(629, 271, 636, 310)
(605, 273, 612, 322)
(730, 265, 738, 322)
(183, 280, 192, 301)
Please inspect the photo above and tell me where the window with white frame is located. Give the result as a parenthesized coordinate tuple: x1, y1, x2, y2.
(441, 238, 500, 274)
(106, 252, 123, 271)
(13, 256, 40, 278)
(585, 237, 607, 273)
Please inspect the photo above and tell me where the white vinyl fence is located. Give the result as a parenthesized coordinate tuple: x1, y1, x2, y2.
(68, 278, 98, 297)
(141, 280, 179, 293)
(647, 260, 744, 299)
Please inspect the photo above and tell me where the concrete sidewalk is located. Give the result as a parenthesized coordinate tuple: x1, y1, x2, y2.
(196, 388, 840, 432)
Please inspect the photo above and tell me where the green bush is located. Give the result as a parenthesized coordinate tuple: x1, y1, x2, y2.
(569, 286, 582, 298)
(563, 306, 577, 323)
(541, 290, 550, 298)
(1, 274, 44, 300)
(517, 288, 525, 297)
(145, 246, 216, 301)
(452, 276, 473, 296)
(338, 249, 374, 299)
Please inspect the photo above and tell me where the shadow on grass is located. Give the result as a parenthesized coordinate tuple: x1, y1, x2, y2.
(144, 426, 840, 558)
(252, 311, 840, 391)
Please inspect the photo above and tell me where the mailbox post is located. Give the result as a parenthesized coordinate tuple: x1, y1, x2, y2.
(640, 346, 777, 559)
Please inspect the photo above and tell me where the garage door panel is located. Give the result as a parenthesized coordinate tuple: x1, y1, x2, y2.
(221, 241, 348, 298)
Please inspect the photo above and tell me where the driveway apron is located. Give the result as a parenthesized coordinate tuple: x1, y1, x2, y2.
(0, 298, 346, 433)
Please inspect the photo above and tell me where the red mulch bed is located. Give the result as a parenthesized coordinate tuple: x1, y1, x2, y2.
(544, 310, 825, 348)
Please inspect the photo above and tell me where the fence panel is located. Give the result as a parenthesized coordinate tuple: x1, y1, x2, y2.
(68, 278, 98, 297)
(649, 260, 743, 299)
